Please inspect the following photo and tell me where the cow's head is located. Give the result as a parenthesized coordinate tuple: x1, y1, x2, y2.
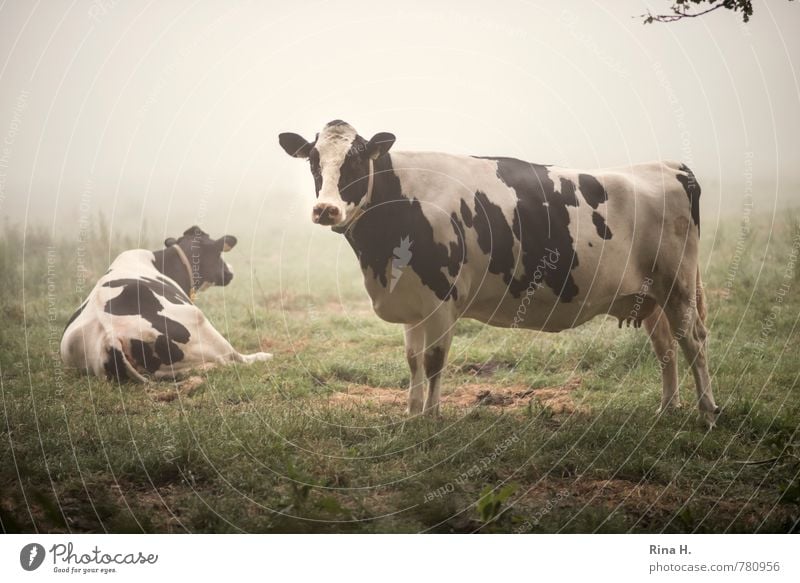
(164, 226, 237, 290)
(279, 120, 395, 227)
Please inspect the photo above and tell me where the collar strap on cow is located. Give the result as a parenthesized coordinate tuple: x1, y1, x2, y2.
(365, 158, 374, 203)
(332, 159, 374, 235)
(171, 244, 197, 302)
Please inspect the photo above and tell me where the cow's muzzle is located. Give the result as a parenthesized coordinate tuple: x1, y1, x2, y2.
(312, 203, 343, 226)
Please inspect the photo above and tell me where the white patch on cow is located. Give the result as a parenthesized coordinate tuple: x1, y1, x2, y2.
(390, 236, 413, 292)
(315, 122, 357, 219)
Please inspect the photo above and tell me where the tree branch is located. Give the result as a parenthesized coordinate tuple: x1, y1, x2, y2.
(642, 2, 728, 24)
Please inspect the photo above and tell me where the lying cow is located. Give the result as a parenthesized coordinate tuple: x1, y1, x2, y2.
(60, 226, 271, 381)
(279, 120, 720, 426)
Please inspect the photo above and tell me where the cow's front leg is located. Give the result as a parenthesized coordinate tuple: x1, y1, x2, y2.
(422, 311, 456, 416)
(404, 323, 425, 415)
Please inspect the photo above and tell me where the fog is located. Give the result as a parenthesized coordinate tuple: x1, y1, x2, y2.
(0, 0, 798, 241)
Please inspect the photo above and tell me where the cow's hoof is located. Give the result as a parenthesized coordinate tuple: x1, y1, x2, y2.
(407, 401, 424, 416)
(241, 352, 272, 364)
(422, 405, 441, 417)
(701, 407, 720, 429)
(656, 402, 682, 415)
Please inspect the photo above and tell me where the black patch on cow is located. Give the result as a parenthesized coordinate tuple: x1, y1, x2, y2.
(107, 276, 189, 306)
(151, 248, 196, 299)
(308, 148, 323, 195)
(154, 275, 192, 304)
(448, 212, 467, 277)
(559, 177, 579, 206)
(577, 174, 608, 209)
(473, 189, 516, 285)
(476, 157, 581, 302)
(424, 346, 445, 380)
(63, 299, 88, 332)
(103, 347, 129, 382)
(344, 155, 460, 301)
(129, 339, 162, 374)
(592, 211, 613, 240)
(154, 334, 183, 365)
(337, 136, 372, 206)
(103, 278, 190, 367)
(676, 164, 701, 234)
(460, 198, 473, 228)
(577, 174, 614, 241)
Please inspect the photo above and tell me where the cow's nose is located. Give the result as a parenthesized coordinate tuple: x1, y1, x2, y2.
(312, 204, 341, 225)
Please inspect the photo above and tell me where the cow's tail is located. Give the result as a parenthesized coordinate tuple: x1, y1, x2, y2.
(105, 336, 148, 383)
(696, 265, 707, 324)
(680, 163, 706, 324)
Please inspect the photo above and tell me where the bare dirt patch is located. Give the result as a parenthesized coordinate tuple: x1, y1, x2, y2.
(459, 360, 509, 377)
(328, 384, 407, 407)
(113, 482, 188, 533)
(328, 377, 586, 415)
(148, 376, 205, 403)
(445, 376, 584, 414)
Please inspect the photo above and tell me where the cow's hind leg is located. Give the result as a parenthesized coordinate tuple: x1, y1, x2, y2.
(237, 352, 273, 364)
(643, 305, 681, 412)
(661, 283, 719, 427)
(183, 316, 272, 370)
(404, 323, 425, 415)
(421, 310, 456, 416)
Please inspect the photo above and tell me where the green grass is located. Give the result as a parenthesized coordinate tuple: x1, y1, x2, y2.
(1, 210, 799, 533)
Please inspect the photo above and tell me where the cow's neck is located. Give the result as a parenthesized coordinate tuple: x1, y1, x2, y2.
(344, 154, 403, 246)
(343, 153, 418, 290)
(152, 245, 194, 297)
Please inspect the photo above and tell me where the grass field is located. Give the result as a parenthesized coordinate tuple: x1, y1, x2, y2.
(1, 209, 799, 533)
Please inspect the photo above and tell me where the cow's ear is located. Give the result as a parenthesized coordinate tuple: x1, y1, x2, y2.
(365, 132, 395, 160)
(216, 235, 237, 253)
(279, 133, 312, 158)
(164, 237, 177, 247)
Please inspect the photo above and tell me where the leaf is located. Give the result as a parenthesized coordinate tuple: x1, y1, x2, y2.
(476, 483, 519, 523)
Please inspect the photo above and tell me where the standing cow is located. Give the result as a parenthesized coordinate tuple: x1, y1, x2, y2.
(279, 120, 720, 426)
(61, 226, 272, 381)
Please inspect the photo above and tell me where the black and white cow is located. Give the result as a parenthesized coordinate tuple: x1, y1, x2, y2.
(279, 120, 720, 426)
(60, 226, 271, 381)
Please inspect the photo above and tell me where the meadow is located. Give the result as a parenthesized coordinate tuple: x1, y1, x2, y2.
(1, 208, 798, 533)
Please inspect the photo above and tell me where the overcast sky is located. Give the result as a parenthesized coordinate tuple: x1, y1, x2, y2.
(0, 0, 798, 238)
